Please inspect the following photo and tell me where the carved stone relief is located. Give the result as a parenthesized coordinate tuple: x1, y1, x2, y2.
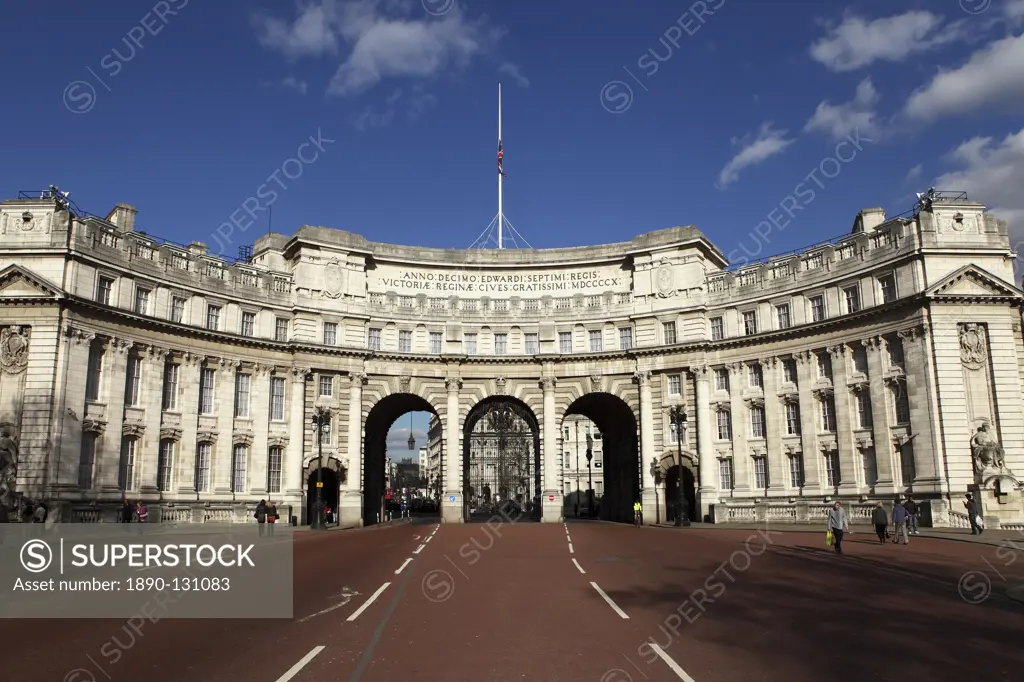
(959, 324, 986, 369)
(323, 258, 344, 299)
(0, 326, 28, 375)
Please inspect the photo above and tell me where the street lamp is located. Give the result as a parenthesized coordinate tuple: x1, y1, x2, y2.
(649, 457, 662, 525)
(310, 406, 331, 530)
(670, 406, 690, 527)
(586, 432, 594, 518)
(574, 421, 580, 517)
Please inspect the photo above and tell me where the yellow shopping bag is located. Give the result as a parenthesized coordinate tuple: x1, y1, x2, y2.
(826, 530, 834, 546)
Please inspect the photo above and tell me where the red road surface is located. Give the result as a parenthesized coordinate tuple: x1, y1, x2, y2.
(2, 518, 1022, 682)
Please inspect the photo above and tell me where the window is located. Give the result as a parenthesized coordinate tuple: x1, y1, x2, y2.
(852, 346, 869, 374)
(743, 311, 757, 335)
(319, 375, 333, 397)
(270, 377, 286, 421)
(589, 330, 603, 352)
(267, 447, 283, 493)
(86, 342, 103, 401)
(241, 312, 256, 337)
(857, 392, 873, 428)
(398, 330, 412, 353)
(710, 317, 724, 341)
(716, 411, 731, 440)
(663, 322, 677, 345)
(199, 368, 215, 415)
(879, 274, 897, 304)
(196, 443, 212, 492)
(776, 304, 791, 329)
(669, 420, 683, 445)
(817, 352, 832, 380)
(809, 295, 825, 322)
(782, 358, 797, 385)
(844, 285, 861, 313)
(232, 445, 248, 493)
(821, 396, 837, 432)
(97, 276, 114, 305)
(785, 402, 801, 435)
(171, 296, 186, 324)
(524, 333, 538, 355)
(494, 333, 508, 355)
(235, 374, 251, 418)
(324, 322, 338, 346)
(134, 287, 150, 315)
(619, 328, 633, 350)
(157, 440, 174, 491)
(464, 333, 477, 355)
(863, 450, 878, 488)
(368, 328, 381, 351)
(668, 375, 681, 395)
(124, 355, 142, 406)
(714, 368, 729, 392)
(206, 305, 221, 330)
(888, 338, 905, 371)
(315, 415, 333, 445)
(78, 433, 96, 489)
(430, 332, 443, 354)
(748, 364, 763, 389)
(824, 452, 839, 487)
(162, 363, 179, 410)
(751, 407, 766, 439)
(894, 381, 911, 424)
(559, 332, 572, 353)
(719, 459, 733, 490)
(788, 456, 803, 488)
(753, 456, 767, 489)
(118, 437, 137, 491)
(275, 318, 289, 342)
(900, 444, 916, 487)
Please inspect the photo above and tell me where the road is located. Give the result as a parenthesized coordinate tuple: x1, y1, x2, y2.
(3, 516, 1022, 682)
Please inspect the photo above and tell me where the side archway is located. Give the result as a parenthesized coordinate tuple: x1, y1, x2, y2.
(462, 396, 541, 521)
(656, 451, 697, 524)
(563, 393, 639, 523)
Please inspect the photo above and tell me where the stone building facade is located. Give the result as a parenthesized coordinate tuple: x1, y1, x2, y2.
(0, 190, 1021, 528)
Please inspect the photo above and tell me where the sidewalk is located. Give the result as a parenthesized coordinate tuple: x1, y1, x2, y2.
(646, 521, 1022, 548)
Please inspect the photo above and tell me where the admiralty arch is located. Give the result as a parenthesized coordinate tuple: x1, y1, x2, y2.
(0, 190, 1022, 529)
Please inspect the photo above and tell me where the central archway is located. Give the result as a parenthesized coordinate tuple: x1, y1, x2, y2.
(462, 396, 541, 522)
(364, 393, 440, 526)
(563, 393, 639, 523)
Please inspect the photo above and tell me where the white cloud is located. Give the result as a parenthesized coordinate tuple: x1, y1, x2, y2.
(716, 123, 795, 189)
(934, 127, 1024, 245)
(809, 10, 968, 72)
(1007, 1, 1024, 25)
(351, 84, 437, 131)
(905, 164, 923, 182)
(805, 78, 881, 141)
(254, 0, 502, 96)
(904, 33, 1024, 121)
(260, 76, 309, 94)
(499, 62, 529, 88)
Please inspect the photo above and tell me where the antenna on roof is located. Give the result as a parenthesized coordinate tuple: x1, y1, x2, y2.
(238, 245, 253, 264)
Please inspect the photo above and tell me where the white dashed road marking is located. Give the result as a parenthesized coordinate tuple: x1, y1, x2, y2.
(347, 582, 391, 622)
(568, 543, 574, 554)
(275, 646, 325, 682)
(572, 559, 586, 574)
(649, 642, 697, 681)
(412, 543, 426, 554)
(395, 558, 413, 575)
(590, 582, 629, 619)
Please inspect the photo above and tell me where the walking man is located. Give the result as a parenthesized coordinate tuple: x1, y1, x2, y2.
(826, 501, 849, 554)
(872, 501, 888, 544)
(891, 498, 909, 545)
(255, 499, 267, 537)
(904, 495, 919, 535)
(965, 494, 983, 535)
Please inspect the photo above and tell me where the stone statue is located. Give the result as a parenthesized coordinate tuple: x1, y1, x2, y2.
(971, 422, 1006, 475)
(0, 428, 18, 508)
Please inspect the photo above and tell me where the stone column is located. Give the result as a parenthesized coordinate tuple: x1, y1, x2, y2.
(541, 374, 562, 523)
(899, 325, 941, 489)
(635, 370, 658, 515)
(864, 337, 896, 494)
(829, 344, 859, 495)
(54, 328, 94, 489)
(286, 367, 309, 508)
(339, 371, 365, 528)
(212, 358, 238, 495)
(442, 373, 463, 523)
(728, 363, 750, 492)
(761, 358, 786, 496)
(138, 346, 169, 495)
(796, 351, 821, 492)
(249, 364, 272, 496)
(176, 352, 204, 495)
(693, 365, 717, 517)
(97, 337, 132, 496)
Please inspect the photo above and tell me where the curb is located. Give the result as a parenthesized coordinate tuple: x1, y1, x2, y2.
(644, 523, 1014, 548)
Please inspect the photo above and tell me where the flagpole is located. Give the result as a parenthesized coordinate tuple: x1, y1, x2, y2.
(498, 82, 503, 250)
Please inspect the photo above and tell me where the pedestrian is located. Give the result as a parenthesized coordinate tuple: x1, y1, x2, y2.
(33, 502, 47, 523)
(266, 500, 278, 537)
(891, 498, 909, 545)
(871, 501, 888, 544)
(633, 499, 643, 527)
(255, 499, 267, 537)
(121, 497, 133, 529)
(826, 501, 849, 554)
(904, 495, 919, 535)
(136, 500, 148, 533)
(965, 494, 983, 535)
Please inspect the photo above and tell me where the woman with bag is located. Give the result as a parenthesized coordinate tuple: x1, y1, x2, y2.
(826, 501, 849, 554)
(255, 499, 267, 537)
(266, 500, 278, 537)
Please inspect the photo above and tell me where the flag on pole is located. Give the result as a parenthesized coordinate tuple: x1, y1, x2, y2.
(497, 139, 506, 177)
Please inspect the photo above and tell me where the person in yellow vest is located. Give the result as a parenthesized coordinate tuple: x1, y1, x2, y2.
(633, 500, 642, 527)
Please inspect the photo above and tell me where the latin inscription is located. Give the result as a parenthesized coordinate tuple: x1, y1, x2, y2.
(374, 269, 625, 294)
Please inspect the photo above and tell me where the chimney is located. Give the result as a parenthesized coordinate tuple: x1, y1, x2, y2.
(106, 203, 138, 232)
(188, 241, 208, 256)
(852, 207, 886, 234)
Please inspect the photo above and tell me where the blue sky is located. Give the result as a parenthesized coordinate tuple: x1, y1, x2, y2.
(3, 0, 1024, 447)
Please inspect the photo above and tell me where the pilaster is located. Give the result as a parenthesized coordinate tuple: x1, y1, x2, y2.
(98, 337, 132, 494)
(286, 367, 310, 501)
(865, 336, 896, 494)
(728, 363, 750, 491)
(443, 371, 463, 523)
(829, 343, 858, 495)
(760, 357, 786, 494)
(899, 324, 941, 489)
(339, 370, 365, 528)
(795, 351, 821, 491)
(55, 327, 94, 489)
(212, 357, 238, 495)
(175, 352, 204, 494)
(249, 363, 272, 495)
(541, 373, 562, 522)
(693, 364, 716, 517)
(138, 345, 168, 494)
